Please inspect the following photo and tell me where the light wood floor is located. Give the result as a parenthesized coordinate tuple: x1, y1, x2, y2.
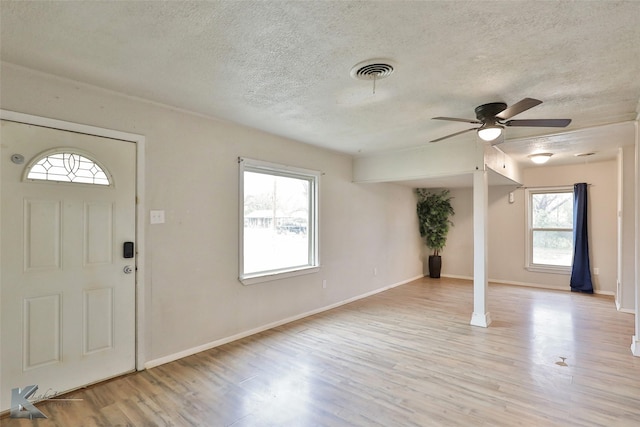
(3, 278, 639, 426)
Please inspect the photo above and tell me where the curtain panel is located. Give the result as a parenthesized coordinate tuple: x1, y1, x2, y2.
(570, 182, 593, 293)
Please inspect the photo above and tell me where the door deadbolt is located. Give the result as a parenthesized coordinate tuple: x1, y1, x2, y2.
(123, 265, 134, 274)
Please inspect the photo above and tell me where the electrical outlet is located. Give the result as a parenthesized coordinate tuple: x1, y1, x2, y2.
(593, 268, 599, 275)
(322, 279, 327, 289)
(150, 210, 165, 224)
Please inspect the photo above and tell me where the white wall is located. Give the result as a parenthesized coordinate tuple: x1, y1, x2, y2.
(522, 161, 618, 293)
(485, 144, 523, 185)
(438, 187, 474, 277)
(443, 160, 619, 294)
(0, 63, 423, 363)
(621, 144, 636, 310)
(353, 138, 482, 183)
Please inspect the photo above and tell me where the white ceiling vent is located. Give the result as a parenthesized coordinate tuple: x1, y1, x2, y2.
(350, 59, 395, 80)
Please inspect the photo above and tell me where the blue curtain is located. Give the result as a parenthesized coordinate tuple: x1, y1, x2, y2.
(570, 183, 593, 293)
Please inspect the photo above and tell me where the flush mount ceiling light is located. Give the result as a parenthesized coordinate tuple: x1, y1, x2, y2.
(528, 153, 553, 164)
(477, 124, 504, 141)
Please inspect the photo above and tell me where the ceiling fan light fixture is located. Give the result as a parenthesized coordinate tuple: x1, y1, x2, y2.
(529, 153, 553, 164)
(477, 125, 503, 141)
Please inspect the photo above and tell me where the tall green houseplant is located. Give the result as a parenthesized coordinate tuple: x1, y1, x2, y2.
(416, 189, 454, 278)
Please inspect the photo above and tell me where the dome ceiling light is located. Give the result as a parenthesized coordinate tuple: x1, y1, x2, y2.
(528, 153, 553, 164)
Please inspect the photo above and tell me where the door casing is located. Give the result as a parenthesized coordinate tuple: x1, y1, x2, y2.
(0, 109, 147, 371)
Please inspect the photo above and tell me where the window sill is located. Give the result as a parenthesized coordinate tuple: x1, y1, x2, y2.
(240, 266, 320, 285)
(526, 265, 571, 275)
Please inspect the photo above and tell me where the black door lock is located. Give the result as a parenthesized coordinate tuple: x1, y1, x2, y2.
(123, 241, 135, 258)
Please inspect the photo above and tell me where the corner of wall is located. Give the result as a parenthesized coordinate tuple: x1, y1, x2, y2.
(484, 144, 523, 185)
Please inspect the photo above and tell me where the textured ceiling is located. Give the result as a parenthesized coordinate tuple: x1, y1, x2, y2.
(1, 1, 639, 165)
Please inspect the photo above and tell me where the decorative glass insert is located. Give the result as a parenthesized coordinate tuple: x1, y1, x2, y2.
(27, 152, 110, 186)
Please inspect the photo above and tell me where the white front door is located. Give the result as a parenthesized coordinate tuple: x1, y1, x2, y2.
(0, 120, 136, 412)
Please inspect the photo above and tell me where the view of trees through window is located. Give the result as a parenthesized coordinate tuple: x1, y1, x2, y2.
(531, 191, 573, 267)
(243, 170, 311, 275)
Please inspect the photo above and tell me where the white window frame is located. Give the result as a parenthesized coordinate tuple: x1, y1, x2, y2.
(238, 157, 320, 285)
(525, 186, 573, 274)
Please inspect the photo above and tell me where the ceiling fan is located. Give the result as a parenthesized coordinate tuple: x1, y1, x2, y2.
(430, 98, 571, 143)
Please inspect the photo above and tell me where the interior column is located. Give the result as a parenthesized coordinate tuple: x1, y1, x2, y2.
(471, 167, 492, 327)
(632, 120, 639, 356)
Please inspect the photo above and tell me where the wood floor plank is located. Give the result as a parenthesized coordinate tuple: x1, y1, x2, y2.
(2, 278, 639, 426)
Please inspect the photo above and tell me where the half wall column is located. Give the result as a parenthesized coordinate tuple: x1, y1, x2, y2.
(632, 120, 639, 357)
(470, 167, 492, 327)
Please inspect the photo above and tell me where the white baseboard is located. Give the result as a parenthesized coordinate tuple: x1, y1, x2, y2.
(441, 274, 565, 291)
(439, 273, 474, 281)
(618, 307, 636, 314)
(144, 274, 423, 369)
(632, 336, 640, 357)
(441, 274, 615, 296)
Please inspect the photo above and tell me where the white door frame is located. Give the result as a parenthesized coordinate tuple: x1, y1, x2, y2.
(0, 109, 147, 370)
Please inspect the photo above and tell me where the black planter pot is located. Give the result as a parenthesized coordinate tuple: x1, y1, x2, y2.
(428, 255, 442, 278)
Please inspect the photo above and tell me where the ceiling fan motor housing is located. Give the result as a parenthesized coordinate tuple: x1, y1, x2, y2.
(475, 102, 507, 122)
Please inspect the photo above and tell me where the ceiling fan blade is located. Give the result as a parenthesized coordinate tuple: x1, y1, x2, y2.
(432, 116, 482, 124)
(505, 118, 572, 127)
(495, 98, 542, 120)
(430, 127, 478, 143)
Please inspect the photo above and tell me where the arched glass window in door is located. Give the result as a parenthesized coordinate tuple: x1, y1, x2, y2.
(25, 149, 111, 186)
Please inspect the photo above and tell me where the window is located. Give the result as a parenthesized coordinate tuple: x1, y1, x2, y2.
(26, 149, 111, 186)
(239, 158, 319, 284)
(526, 187, 573, 273)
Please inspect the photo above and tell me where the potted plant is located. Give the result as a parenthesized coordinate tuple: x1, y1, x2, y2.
(416, 188, 455, 278)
